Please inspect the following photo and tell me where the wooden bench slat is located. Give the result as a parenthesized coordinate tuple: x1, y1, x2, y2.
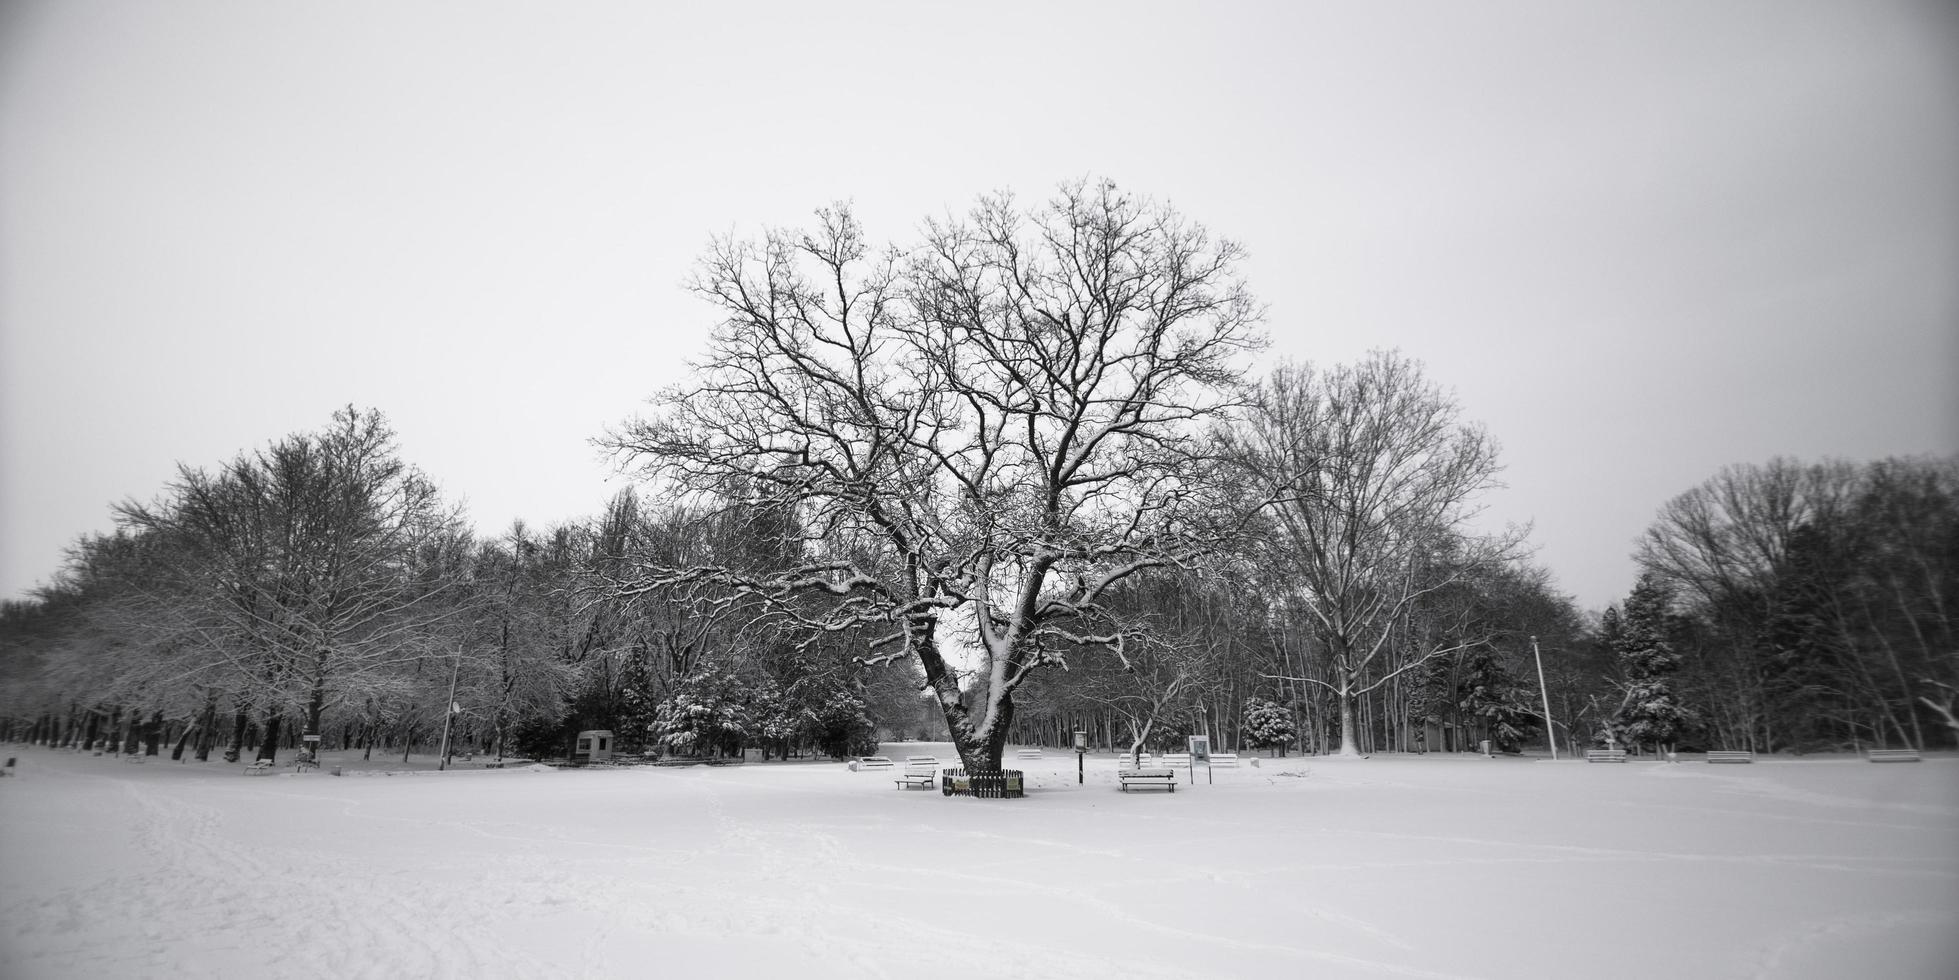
(1706, 750, 1754, 764)
(1117, 768, 1177, 792)
(1586, 749, 1628, 763)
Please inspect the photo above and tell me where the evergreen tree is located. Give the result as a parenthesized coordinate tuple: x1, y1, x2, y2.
(1240, 697, 1297, 756)
(1608, 574, 1694, 754)
(1456, 650, 1539, 752)
(654, 670, 753, 758)
(796, 684, 878, 760)
(750, 680, 798, 760)
(1758, 524, 1851, 752)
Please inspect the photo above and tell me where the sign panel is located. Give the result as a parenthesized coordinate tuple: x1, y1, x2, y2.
(1188, 735, 1210, 763)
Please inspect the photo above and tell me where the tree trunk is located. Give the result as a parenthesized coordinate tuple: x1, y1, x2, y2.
(255, 711, 282, 763)
(193, 698, 218, 762)
(303, 650, 329, 761)
(224, 708, 248, 763)
(913, 623, 1010, 773)
(1336, 685, 1362, 757)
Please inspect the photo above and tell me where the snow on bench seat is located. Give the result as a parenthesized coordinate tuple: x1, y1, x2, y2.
(850, 756, 893, 771)
(1706, 750, 1754, 764)
(1586, 749, 1628, 763)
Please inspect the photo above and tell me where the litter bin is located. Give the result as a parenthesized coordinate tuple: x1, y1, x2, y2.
(1479, 739, 1492, 757)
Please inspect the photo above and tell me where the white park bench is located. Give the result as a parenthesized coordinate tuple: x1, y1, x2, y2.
(1867, 748, 1922, 763)
(1116, 752, 1153, 769)
(1161, 753, 1191, 768)
(894, 756, 942, 790)
(1586, 749, 1628, 763)
(1117, 768, 1177, 792)
(1209, 753, 1239, 768)
(245, 760, 275, 775)
(1014, 748, 1043, 760)
(851, 756, 893, 771)
(1706, 750, 1754, 764)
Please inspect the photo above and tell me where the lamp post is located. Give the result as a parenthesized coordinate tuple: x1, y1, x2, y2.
(1531, 635, 1558, 760)
(436, 646, 462, 771)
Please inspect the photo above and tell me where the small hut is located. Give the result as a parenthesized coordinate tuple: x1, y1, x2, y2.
(571, 730, 614, 765)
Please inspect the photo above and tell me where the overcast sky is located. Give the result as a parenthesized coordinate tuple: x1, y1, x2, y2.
(2, 0, 1954, 612)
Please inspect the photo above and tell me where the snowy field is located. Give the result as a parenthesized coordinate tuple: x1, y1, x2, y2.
(2, 746, 1954, 980)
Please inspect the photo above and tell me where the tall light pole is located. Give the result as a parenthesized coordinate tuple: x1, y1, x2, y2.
(436, 646, 462, 771)
(1531, 635, 1558, 760)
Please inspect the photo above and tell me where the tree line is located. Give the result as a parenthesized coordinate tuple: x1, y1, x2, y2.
(4, 180, 1952, 770)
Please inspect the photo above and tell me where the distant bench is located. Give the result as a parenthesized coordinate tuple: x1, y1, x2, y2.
(851, 756, 893, 771)
(1117, 768, 1176, 792)
(1867, 748, 1922, 763)
(1586, 749, 1628, 763)
(1014, 748, 1043, 760)
(1707, 750, 1754, 764)
(1161, 753, 1191, 769)
(1209, 753, 1239, 768)
(894, 756, 941, 790)
(245, 760, 275, 775)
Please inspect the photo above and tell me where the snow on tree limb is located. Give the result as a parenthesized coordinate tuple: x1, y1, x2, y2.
(598, 179, 1265, 772)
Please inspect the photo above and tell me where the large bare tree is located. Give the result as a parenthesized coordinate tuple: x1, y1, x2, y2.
(604, 179, 1263, 772)
(1238, 352, 1520, 756)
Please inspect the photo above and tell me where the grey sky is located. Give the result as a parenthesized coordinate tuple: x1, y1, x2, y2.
(3, 0, 1954, 612)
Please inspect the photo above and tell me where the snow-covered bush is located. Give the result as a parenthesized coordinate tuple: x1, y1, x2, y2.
(654, 671, 754, 758)
(1240, 697, 1297, 756)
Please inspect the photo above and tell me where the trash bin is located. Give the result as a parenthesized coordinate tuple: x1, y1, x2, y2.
(1479, 739, 1492, 757)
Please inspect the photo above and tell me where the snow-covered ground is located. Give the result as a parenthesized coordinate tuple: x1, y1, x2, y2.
(2, 745, 1954, 979)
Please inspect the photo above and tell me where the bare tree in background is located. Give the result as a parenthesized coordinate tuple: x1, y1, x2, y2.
(1638, 456, 1957, 751)
(1237, 352, 1521, 756)
(603, 179, 1263, 772)
(117, 408, 462, 763)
